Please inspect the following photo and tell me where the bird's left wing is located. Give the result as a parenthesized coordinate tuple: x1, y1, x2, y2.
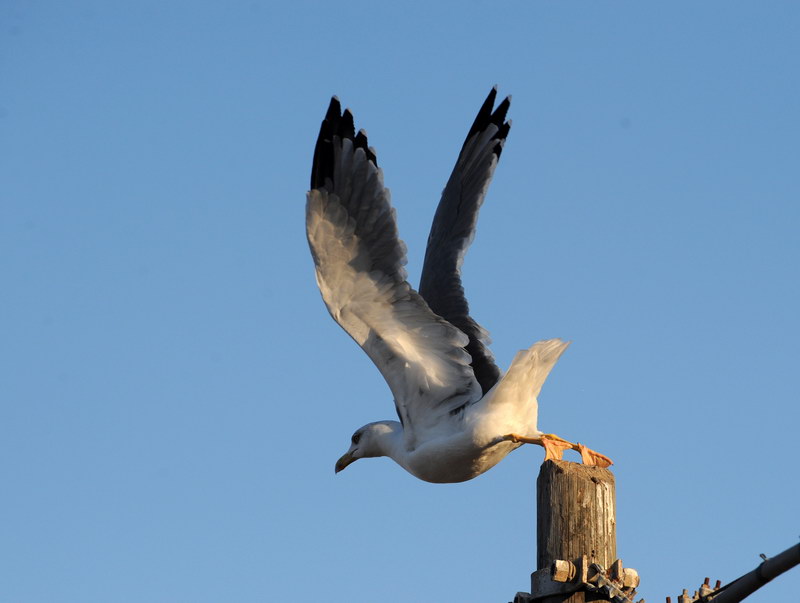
(306, 97, 483, 443)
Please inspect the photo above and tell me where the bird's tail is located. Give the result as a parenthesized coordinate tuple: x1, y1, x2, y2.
(502, 338, 570, 401)
(477, 338, 569, 434)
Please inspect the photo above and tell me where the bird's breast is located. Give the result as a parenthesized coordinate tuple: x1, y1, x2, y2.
(403, 433, 518, 484)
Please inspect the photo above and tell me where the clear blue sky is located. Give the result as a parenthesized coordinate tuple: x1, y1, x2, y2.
(2, 2, 798, 602)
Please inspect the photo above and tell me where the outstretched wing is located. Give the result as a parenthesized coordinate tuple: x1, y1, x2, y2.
(418, 88, 511, 395)
(306, 97, 482, 444)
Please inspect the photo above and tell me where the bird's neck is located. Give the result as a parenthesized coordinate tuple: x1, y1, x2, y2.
(372, 421, 408, 466)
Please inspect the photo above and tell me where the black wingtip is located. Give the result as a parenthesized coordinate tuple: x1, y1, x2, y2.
(493, 119, 512, 158)
(462, 88, 512, 156)
(311, 97, 378, 190)
(465, 87, 499, 142)
(311, 97, 340, 190)
(326, 96, 341, 119)
(339, 109, 356, 140)
(492, 96, 511, 127)
(354, 129, 378, 165)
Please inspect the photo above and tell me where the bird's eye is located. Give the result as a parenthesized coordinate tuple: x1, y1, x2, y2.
(351, 433, 361, 445)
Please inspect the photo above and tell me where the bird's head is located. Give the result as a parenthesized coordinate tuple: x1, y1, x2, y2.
(334, 421, 398, 473)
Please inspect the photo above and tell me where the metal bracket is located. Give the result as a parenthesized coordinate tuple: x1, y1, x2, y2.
(513, 557, 644, 603)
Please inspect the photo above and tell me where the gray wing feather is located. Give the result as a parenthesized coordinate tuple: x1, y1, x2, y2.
(418, 88, 511, 395)
(307, 98, 483, 444)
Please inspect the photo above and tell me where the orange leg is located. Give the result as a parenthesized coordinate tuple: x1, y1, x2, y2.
(502, 433, 613, 468)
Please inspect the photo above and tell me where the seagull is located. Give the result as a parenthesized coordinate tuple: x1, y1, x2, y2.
(306, 89, 612, 483)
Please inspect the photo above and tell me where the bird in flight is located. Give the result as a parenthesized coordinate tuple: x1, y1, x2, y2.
(306, 89, 612, 483)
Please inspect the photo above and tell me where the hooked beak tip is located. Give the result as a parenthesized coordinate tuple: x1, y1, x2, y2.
(335, 453, 354, 474)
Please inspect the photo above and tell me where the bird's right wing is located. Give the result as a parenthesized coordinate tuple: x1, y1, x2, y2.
(306, 98, 483, 445)
(418, 88, 511, 396)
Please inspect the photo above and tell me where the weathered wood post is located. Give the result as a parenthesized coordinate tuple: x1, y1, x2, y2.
(535, 459, 617, 603)
(513, 460, 796, 603)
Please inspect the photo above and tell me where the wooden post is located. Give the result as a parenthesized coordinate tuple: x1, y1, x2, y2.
(536, 460, 616, 603)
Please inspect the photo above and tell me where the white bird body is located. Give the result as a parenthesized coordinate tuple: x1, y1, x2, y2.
(354, 338, 568, 483)
(307, 90, 610, 483)
(356, 417, 520, 484)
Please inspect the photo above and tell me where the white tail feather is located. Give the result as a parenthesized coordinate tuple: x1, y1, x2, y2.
(505, 338, 570, 400)
(477, 338, 570, 436)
